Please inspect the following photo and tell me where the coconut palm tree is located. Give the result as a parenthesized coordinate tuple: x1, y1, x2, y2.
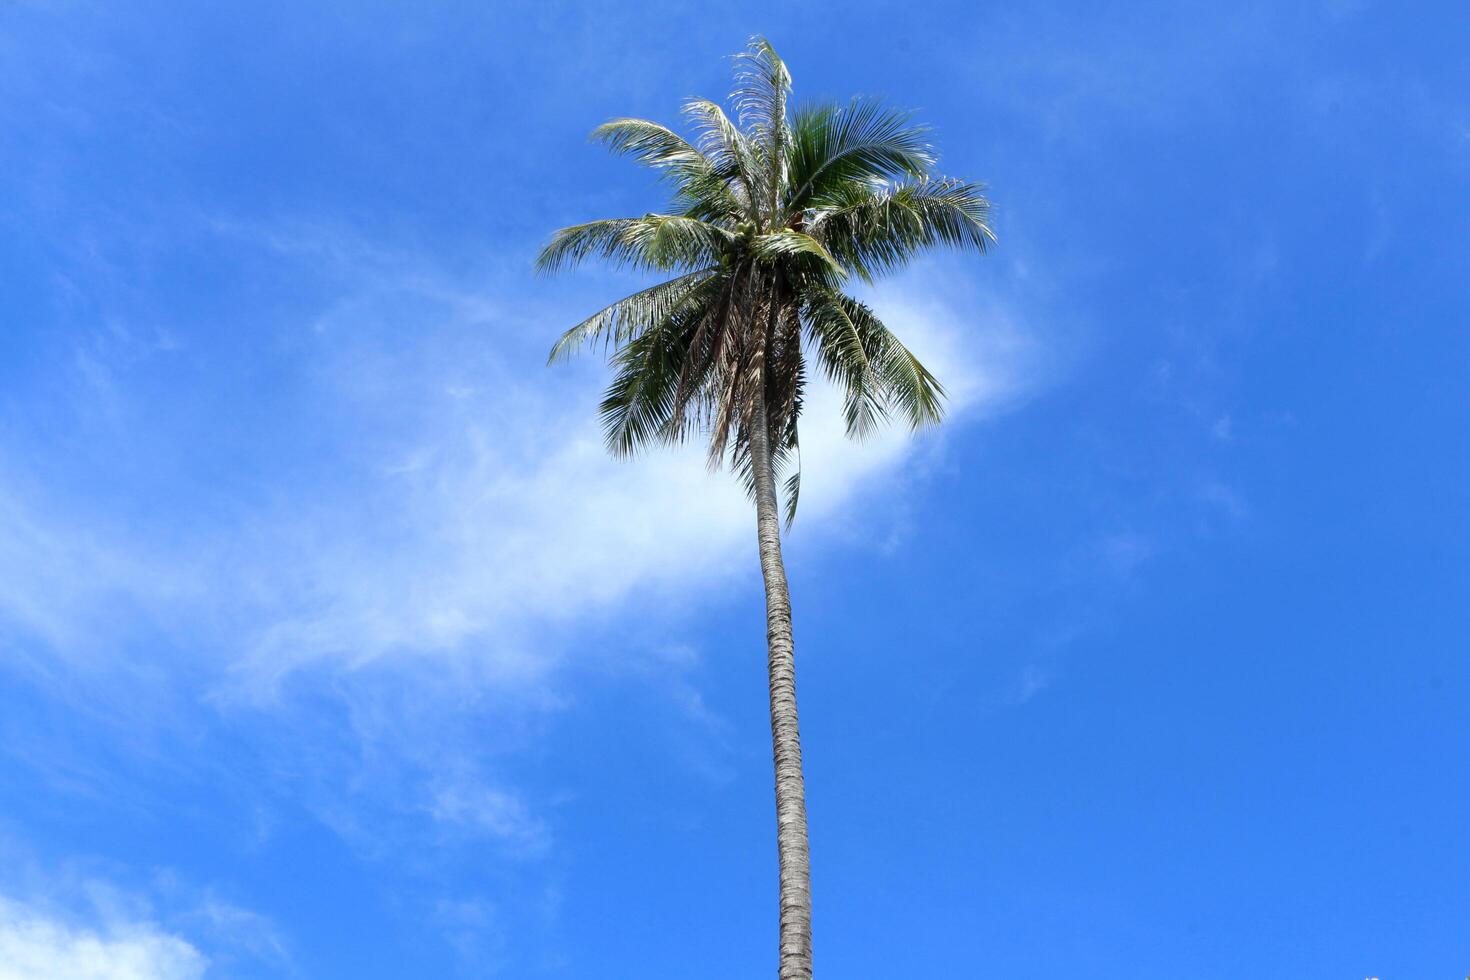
(536, 37, 993, 979)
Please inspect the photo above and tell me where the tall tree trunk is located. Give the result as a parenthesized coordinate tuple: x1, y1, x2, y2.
(748, 395, 813, 980)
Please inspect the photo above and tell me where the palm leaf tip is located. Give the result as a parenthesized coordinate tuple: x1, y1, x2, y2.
(591, 118, 704, 170)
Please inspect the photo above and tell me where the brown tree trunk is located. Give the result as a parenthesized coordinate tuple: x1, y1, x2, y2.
(748, 395, 813, 980)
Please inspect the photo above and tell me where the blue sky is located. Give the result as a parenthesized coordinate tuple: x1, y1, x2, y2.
(1, 1, 1466, 977)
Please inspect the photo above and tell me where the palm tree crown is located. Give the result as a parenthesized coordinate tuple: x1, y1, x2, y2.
(537, 37, 994, 522)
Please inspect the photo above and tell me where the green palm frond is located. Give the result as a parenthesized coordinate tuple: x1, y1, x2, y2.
(803, 290, 889, 438)
(732, 37, 792, 218)
(547, 268, 720, 364)
(732, 37, 792, 141)
(682, 98, 762, 221)
(787, 99, 934, 210)
(751, 230, 846, 278)
(599, 304, 704, 456)
(835, 294, 946, 428)
(591, 118, 707, 171)
(535, 215, 733, 275)
(810, 177, 994, 281)
(592, 117, 746, 222)
(781, 459, 801, 528)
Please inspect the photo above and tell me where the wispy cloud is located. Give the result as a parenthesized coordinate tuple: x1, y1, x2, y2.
(1, 224, 1041, 699)
(424, 774, 549, 853)
(0, 477, 201, 663)
(0, 221, 1045, 898)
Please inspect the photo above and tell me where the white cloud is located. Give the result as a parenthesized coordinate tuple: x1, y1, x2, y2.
(0, 231, 1041, 703)
(0, 231, 1045, 865)
(0, 896, 205, 980)
(273, 267, 1025, 677)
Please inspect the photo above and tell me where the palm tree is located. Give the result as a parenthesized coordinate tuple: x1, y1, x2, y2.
(537, 38, 993, 979)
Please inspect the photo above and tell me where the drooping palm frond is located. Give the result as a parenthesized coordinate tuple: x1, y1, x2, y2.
(832, 293, 946, 428)
(535, 215, 733, 275)
(803, 288, 890, 438)
(599, 303, 705, 456)
(547, 267, 720, 363)
(780, 446, 802, 528)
